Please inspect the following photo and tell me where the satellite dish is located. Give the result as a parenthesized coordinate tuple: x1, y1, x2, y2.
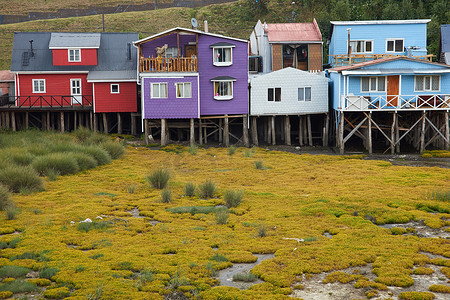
(191, 18, 198, 29)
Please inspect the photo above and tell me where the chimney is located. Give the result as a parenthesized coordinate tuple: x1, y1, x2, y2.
(204, 20, 208, 33)
(29, 40, 34, 57)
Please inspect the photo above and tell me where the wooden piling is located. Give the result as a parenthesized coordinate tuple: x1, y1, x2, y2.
(307, 115, 312, 146)
(339, 112, 344, 154)
(271, 116, 276, 145)
(284, 115, 291, 146)
(117, 112, 122, 134)
(190, 118, 195, 146)
(420, 111, 426, 153)
(10, 112, 16, 131)
(198, 119, 203, 145)
(102, 113, 108, 134)
(161, 118, 167, 146)
(390, 112, 396, 154)
(368, 112, 372, 154)
(60, 112, 64, 133)
(445, 111, 449, 150)
(395, 112, 400, 153)
(251, 116, 258, 146)
(323, 113, 329, 147)
(131, 114, 136, 135)
(243, 115, 250, 147)
(24, 112, 29, 129)
(224, 115, 229, 147)
(144, 119, 149, 145)
(298, 116, 303, 146)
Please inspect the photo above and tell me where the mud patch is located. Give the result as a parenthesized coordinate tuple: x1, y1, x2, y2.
(127, 207, 145, 218)
(379, 221, 450, 239)
(217, 254, 274, 289)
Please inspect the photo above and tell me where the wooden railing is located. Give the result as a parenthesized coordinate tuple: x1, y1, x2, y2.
(330, 54, 434, 66)
(0, 95, 93, 109)
(341, 94, 450, 111)
(140, 56, 198, 72)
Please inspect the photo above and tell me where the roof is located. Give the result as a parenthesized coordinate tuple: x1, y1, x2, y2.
(251, 67, 329, 82)
(210, 76, 236, 81)
(330, 19, 431, 25)
(441, 24, 450, 53)
(87, 70, 137, 82)
(11, 32, 139, 77)
(0, 70, 14, 82)
(265, 19, 322, 43)
(49, 33, 101, 49)
(133, 27, 248, 45)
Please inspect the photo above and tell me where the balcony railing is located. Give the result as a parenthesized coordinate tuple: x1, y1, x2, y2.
(330, 54, 434, 67)
(140, 56, 198, 73)
(0, 95, 93, 109)
(341, 94, 450, 111)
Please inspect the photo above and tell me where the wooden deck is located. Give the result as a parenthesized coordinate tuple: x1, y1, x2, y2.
(140, 56, 198, 73)
(0, 95, 93, 111)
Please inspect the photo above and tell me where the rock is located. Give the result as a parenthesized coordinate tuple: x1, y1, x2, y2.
(80, 218, 92, 223)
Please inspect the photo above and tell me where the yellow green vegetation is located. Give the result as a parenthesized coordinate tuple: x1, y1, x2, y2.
(429, 284, 450, 293)
(422, 150, 450, 158)
(0, 143, 449, 298)
(399, 291, 436, 300)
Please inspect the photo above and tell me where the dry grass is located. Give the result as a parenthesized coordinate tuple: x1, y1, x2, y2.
(0, 145, 449, 298)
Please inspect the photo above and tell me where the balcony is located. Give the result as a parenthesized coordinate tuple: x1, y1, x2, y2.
(0, 95, 93, 110)
(140, 56, 198, 73)
(341, 94, 450, 111)
(329, 54, 434, 67)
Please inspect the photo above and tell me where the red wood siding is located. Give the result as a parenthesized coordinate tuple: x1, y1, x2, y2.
(17, 74, 92, 106)
(52, 49, 98, 66)
(93, 82, 137, 113)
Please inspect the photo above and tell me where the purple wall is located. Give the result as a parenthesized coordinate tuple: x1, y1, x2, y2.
(143, 76, 198, 119)
(141, 33, 196, 58)
(198, 35, 248, 116)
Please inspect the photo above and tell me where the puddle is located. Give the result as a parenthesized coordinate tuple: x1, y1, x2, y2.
(379, 221, 450, 239)
(216, 254, 274, 289)
(323, 232, 333, 239)
(149, 220, 160, 226)
(127, 207, 145, 218)
(0, 231, 21, 237)
(67, 244, 78, 249)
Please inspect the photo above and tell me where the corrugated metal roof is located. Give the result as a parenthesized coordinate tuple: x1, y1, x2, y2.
(87, 70, 136, 81)
(0, 70, 14, 82)
(441, 24, 450, 53)
(49, 33, 101, 48)
(265, 20, 322, 43)
(330, 19, 431, 25)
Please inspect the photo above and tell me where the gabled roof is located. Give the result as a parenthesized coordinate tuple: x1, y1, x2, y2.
(133, 27, 247, 45)
(251, 67, 329, 82)
(0, 71, 14, 82)
(11, 32, 139, 76)
(441, 24, 450, 53)
(264, 19, 322, 43)
(49, 33, 101, 49)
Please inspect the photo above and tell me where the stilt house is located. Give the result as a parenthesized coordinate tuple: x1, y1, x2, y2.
(440, 24, 450, 65)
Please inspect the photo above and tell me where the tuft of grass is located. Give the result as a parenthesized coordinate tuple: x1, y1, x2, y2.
(215, 208, 229, 225)
(32, 153, 80, 176)
(39, 267, 59, 280)
(304, 236, 318, 242)
(232, 272, 258, 282)
(5, 206, 17, 220)
(71, 153, 98, 171)
(161, 188, 172, 203)
(210, 253, 228, 262)
(0, 165, 43, 193)
(413, 267, 434, 275)
(0, 266, 31, 278)
(256, 224, 267, 238)
(224, 190, 244, 208)
(0, 237, 21, 249)
(167, 206, 215, 215)
(79, 146, 111, 166)
(46, 169, 60, 181)
(187, 145, 198, 155)
(254, 160, 266, 170)
(429, 284, 450, 293)
(198, 179, 216, 199)
(428, 190, 450, 202)
(99, 141, 125, 159)
(184, 182, 196, 197)
(228, 146, 236, 156)
(0, 280, 38, 294)
(126, 184, 136, 194)
(77, 221, 110, 233)
(243, 149, 253, 157)
(0, 183, 11, 210)
(146, 168, 170, 189)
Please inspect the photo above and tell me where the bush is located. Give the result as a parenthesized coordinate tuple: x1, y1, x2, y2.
(167, 206, 215, 214)
(0, 280, 37, 293)
(77, 221, 110, 233)
(224, 190, 244, 208)
(232, 272, 258, 282)
(0, 184, 11, 210)
(254, 160, 265, 170)
(72, 127, 93, 143)
(429, 284, 450, 293)
(187, 145, 198, 155)
(398, 291, 435, 300)
(413, 267, 434, 275)
(46, 169, 59, 181)
(146, 168, 170, 189)
(32, 153, 80, 176)
(0, 237, 21, 249)
(71, 152, 98, 171)
(100, 141, 125, 159)
(198, 180, 216, 199)
(210, 254, 228, 262)
(161, 188, 172, 203)
(39, 267, 59, 280)
(215, 208, 229, 225)
(184, 182, 196, 197)
(126, 184, 136, 194)
(5, 206, 17, 220)
(0, 165, 43, 193)
(228, 147, 236, 156)
(256, 224, 267, 237)
(43, 286, 70, 299)
(0, 266, 31, 278)
(79, 146, 111, 166)
(0, 151, 34, 166)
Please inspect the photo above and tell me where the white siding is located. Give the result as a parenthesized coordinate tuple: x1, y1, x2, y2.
(250, 68, 329, 115)
(249, 20, 272, 73)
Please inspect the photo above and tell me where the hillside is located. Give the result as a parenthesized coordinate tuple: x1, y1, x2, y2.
(1, 0, 449, 70)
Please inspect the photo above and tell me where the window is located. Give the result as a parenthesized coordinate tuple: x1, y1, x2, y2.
(349, 40, 373, 53)
(151, 83, 167, 98)
(361, 77, 386, 92)
(386, 39, 404, 53)
(111, 84, 119, 94)
(298, 87, 311, 101)
(213, 81, 233, 100)
(176, 82, 192, 98)
(268, 88, 281, 102)
(213, 47, 232, 66)
(165, 47, 178, 58)
(249, 56, 262, 73)
(415, 75, 440, 92)
(32, 79, 45, 93)
(68, 49, 81, 62)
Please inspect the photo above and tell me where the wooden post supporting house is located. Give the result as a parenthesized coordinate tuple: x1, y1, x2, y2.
(24, 112, 29, 129)
(198, 119, 203, 145)
(323, 113, 329, 147)
(60, 112, 64, 133)
(445, 111, 449, 150)
(190, 118, 195, 146)
(93, 113, 98, 132)
(284, 116, 291, 146)
(307, 115, 313, 146)
(243, 115, 250, 147)
(144, 119, 149, 145)
(11, 112, 16, 131)
(420, 111, 426, 153)
(224, 115, 230, 147)
(218, 119, 223, 143)
(131, 114, 136, 135)
(390, 112, 396, 154)
(339, 112, 344, 154)
(251, 116, 258, 146)
(299, 116, 303, 146)
(395, 112, 400, 153)
(5, 112, 10, 129)
(117, 113, 122, 134)
(102, 113, 108, 134)
(368, 112, 373, 154)
(161, 118, 167, 146)
(271, 116, 276, 145)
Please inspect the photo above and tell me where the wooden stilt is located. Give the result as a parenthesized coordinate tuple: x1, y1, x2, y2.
(251, 116, 258, 146)
(445, 111, 449, 150)
(285, 115, 291, 145)
(224, 115, 230, 147)
(46, 112, 50, 130)
(218, 119, 223, 143)
(79, 112, 84, 128)
(60, 112, 64, 133)
(269, 116, 274, 145)
(390, 112, 396, 154)
(93, 113, 98, 132)
(24, 112, 29, 130)
(102, 113, 108, 134)
(299, 116, 303, 146)
(243, 115, 250, 147)
(307, 115, 312, 146)
(144, 119, 149, 145)
(198, 119, 203, 145)
(203, 123, 207, 144)
(323, 113, 329, 147)
(117, 112, 122, 134)
(73, 112, 77, 131)
(368, 112, 372, 154)
(11, 112, 16, 131)
(395, 112, 400, 153)
(339, 112, 344, 154)
(420, 111, 426, 153)
(131, 115, 136, 135)
(5, 112, 10, 129)
(161, 119, 167, 146)
(41, 112, 46, 130)
(190, 118, 195, 146)
(265, 118, 270, 143)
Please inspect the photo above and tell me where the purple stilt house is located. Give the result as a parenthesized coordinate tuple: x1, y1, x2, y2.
(133, 27, 249, 146)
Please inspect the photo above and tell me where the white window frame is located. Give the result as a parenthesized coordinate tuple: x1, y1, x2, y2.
(151, 82, 168, 99)
(32, 79, 46, 93)
(298, 87, 312, 101)
(175, 82, 192, 98)
(361, 76, 386, 92)
(414, 75, 440, 92)
(110, 84, 120, 94)
(268, 88, 281, 102)
(165, 47, 178, 58)
(68, 49, 81, 62)
(213, 80, 233, 100)
(213, 47, 233, 67)
(349, 40, 373, 54)
(386, 39, 404, 53)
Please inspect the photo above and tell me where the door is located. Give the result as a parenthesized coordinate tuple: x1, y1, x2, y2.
(70, 79, 82, 105)
(185, 45, 197, 58)
(387, 75, 399, 107)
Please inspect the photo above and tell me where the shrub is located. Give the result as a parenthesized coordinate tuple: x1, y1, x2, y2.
(5, 206, 17, 220)
(126, 184, 136, 194)
(187, 145, 198, 155)
(429, 284, 450, 293)
(428, 190, 450, 202)
(43, 286, 70, 299)
(0, 165, 43, 193)
(161, 188, 172, 203)
(0, 280, 37, 293)
(413, 267, 434, 275)
(167, 206, 215, 214)
(46, 169, 59, 181)
(254, 160, 265, 170)
(0, 184, 11, 210)
(243, 149, 253, 157)
(32, 153, 80, 176)
(72, 127, 92, 143)
(215, 208, 229, 225)
(184, 182, 196, 197)
(228, 146, 236, 156)
(0, 291, 12, 299)
(210, 254, 228, 262)
(232, 272, 257, 282)
(0, 151, 34, 166)
(71, 152, 98, 171)
(0, 237, 21, 249)
(398, 291, 435, 300)
(256, 224, 267, 237)
(100, 141, 124, 159)
(224, 190, 244, 208)
(79, 146, 111, 165)
(77, 221, 110, 233)
(146, 168, 170, 189)
(0, 266, 31, 278)
(39, 267, 59, 280)
(391, 227, 407, 235)
(198, 180, 216, 199)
